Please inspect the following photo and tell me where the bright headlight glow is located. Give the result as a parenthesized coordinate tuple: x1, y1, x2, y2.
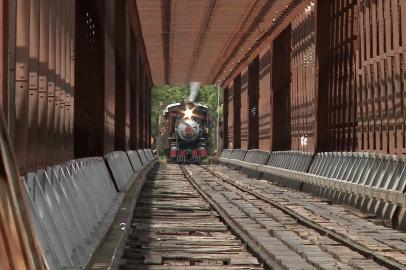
(183, 108, 194, 119)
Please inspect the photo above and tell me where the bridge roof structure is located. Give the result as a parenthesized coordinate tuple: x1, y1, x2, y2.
(137, 0, 290, 85)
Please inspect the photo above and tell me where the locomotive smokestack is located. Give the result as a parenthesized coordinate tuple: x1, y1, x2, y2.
(188, 82, 201, 103)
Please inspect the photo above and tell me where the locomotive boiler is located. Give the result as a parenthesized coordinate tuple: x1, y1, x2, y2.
(163, 83, 211, 163)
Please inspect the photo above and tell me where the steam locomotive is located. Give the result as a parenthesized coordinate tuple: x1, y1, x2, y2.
(163, 101, 211, 163)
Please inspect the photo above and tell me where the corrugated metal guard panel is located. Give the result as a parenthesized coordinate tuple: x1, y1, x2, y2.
(227, 83, 234, 149)
(324, 0, 358, 152)
(357, 0, 406, 155)
(272, 26, 292, 151)
(240, 68, 249, 149)
(258, 47, 272, 150)
(291, 6, 316, 152)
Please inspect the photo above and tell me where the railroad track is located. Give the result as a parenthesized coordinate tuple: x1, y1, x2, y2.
(119, 164, 263, 269)
(119, 163, 406, 270)
(202, 165, 406, 268)
(183, 164, 406, 270)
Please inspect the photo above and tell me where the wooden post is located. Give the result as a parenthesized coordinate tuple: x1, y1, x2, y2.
(13, 0, 30, 173)
(37, 0, 49, 168)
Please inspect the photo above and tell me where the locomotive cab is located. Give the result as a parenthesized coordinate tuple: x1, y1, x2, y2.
(163, 102, 210, 163)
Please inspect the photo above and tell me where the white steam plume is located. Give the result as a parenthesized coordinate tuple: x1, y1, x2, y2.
(188, 82, 201, 103)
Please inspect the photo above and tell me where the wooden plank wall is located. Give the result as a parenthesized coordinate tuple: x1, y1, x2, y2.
(74, 0, 105, 158)
(114, 0, 127, 151)
(0, 1, 46, 269)
(258, 47, 272, 150)
(227, 84, 234, 148)
(129, 50, 137, 150)
(272, 26, 292, 151)
(357, 0, 406, 154)
(10, 0, 75, 173)
(0, 0, 7, 119)
(291, 6, 316, 152)
(222, 86, 229, 149)
(103, 0, 116, 153)
(130, 44, 140, 149)
(233, 75, 241, 148)
(240, 68, 249, 149)
(324, 0, 358, 152)
(223, 0, 405, 156)
(5, 0, 152, 173)
(248, 57, 259, 149)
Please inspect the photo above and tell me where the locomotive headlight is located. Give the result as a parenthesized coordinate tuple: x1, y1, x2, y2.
(183, 107, 195, 119)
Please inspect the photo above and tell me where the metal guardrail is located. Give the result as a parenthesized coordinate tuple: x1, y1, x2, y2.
(127, 150, 143, 172)
(219, 149, 233, 166)
(220, 149, 310, 177)
(137, 149, 149, 165)
(268, 150, 313, 172)
(222, 149, 247, 170)
(220, 158, 406, 208)
(240, 149, 270, 178)
(88, 158, 157, 270)
(244, 149, 270, 164)
(230, 149, 247, 160)
(105, 152, 136, 191)
(144, 148, 155, 161)
(220, 149, 233, 159)
(219, 149, 406, 230)
(22, 149, 155, 269)
(307, 152, 406, 221)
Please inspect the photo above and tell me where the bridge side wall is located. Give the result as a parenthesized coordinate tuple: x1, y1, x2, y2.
(222, 0, 406, 155)
(3, 0, 153, 173)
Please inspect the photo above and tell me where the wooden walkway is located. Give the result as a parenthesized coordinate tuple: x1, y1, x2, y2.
(119, 164, 263, 269)
(119, 163, 406, 270)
